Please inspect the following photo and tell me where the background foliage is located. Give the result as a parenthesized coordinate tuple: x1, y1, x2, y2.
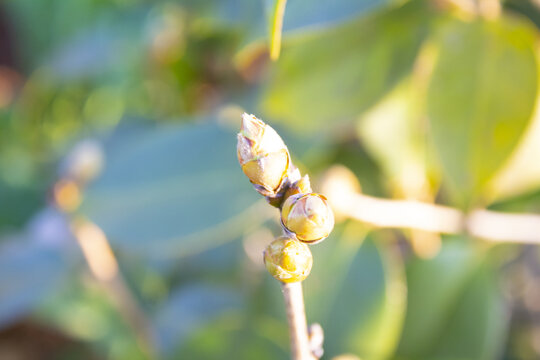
(2, 0, 540, 359)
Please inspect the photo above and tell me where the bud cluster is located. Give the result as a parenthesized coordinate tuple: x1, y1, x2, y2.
(237, 113, 334, 282)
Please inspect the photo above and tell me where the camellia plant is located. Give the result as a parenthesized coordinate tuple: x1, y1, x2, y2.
(5, 0, 540, 359)
(237, 113, 334, 359)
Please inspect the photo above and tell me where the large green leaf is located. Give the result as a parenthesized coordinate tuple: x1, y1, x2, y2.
(170, 246, 292, 360)
(259, 0, 431, 134)
(175, 313, 288, 360)
(193, 0, 398, 38)
(397, 239, 479, 356)
(357, 76, 436, 197)
(81, 122, 266, 258)
(6, 0, 103, 69)
(0, 241, 67, 328)
(427, 16, 538, 206)
(0, 180, 44, 232)
(429, 259, 508, 360)
(154, 284, 244, 355)
(488, 187, 540, 213)
(37, 275, 148, 359)
(396, 238, 508, 359)
(490, 97, 540, 200)
(305, 224, 407, 359)
(272, 0, 399, 35)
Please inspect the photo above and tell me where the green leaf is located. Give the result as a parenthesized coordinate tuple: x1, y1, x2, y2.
(0, 241, 67, 327)
(81, 122, 265, 258)
(185, 0, 265, 28)
(198, 0, 398, 40)
(490, 101, 540, 200)
(427, 16, 538, 206)
(429, 259, 508, 360)
(154, 284, 243, 355)
(259, 0, 431, 134)
(0, 180, 44, 232)
(234, 0, 404, 65)
(173, 269, 290, 360)
(38, 275, 148, 359)
(279, 0, 402, 34)
(357, 76, 436, 196)
(396, 238, 488, 358)
(305, 224, 407, 358)
(175, 313, 288, 360)
(488, 187, 540, 213)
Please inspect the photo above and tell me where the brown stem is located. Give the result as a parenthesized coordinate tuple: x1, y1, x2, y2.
(281, 282, 316, 360)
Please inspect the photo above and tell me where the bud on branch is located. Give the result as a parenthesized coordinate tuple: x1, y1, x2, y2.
(236, 113, 333, 360)
(264, 236, 313, 283)
(281, 193, 334, 244)
(237, 113, 294, 205)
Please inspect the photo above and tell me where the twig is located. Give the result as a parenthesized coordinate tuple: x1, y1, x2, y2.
(477, 0, 501, 19)
(281, 282, 315, 360)
(322, 167, 540, 244)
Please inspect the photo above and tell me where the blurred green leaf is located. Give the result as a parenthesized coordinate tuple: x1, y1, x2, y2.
(82, 122, 265, 258)
(358, 76, 436, 197)
(306, 224, 406, 358)
(429, 258, 508, 360)
(506, 0, 540, 29)
(279, 0, 402, 34)
(490, 98, 540, 200)
(265, 0, 406, 64)
(38, 275, 148, 359)
(0, 180, 44, 232)
(196, 0, 399, 44)
(6, 0, 135, 70)
(172, 262, 290, 360)
(396, 238, 502, 359)
(154, 284, 243, 354)
(427, 16, 538, 207)
(0, 241, 67, 327)
(176, 313, 288, 360)
(318, 138, 387, 197)
(259, 0, 431, 134)
(488, 187, 540, 213)
(185, 0, 265, 28)
(48, 25, 143, 81)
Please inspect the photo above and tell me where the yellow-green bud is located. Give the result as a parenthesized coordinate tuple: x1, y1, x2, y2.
(264, 236, 313, 283)
(237, 113, 290, 196)
(283, 174, 312, 202)
(281, 193, 334, 244)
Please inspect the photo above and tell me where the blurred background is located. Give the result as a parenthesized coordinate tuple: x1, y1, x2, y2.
(2, 0, 540, 359)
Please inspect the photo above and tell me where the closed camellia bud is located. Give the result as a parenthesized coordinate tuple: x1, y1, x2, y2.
(281, 193, 334, 244)
(264, 236, 313, 283)
(237, 113, 290, 198)
(283, 174, 312, 201)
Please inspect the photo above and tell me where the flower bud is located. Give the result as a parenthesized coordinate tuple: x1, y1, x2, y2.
(264, 236, 313, 283)
(283, 175, 312, 202)
(237, 113, 290, 197)
(281, 193, 334, 244)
